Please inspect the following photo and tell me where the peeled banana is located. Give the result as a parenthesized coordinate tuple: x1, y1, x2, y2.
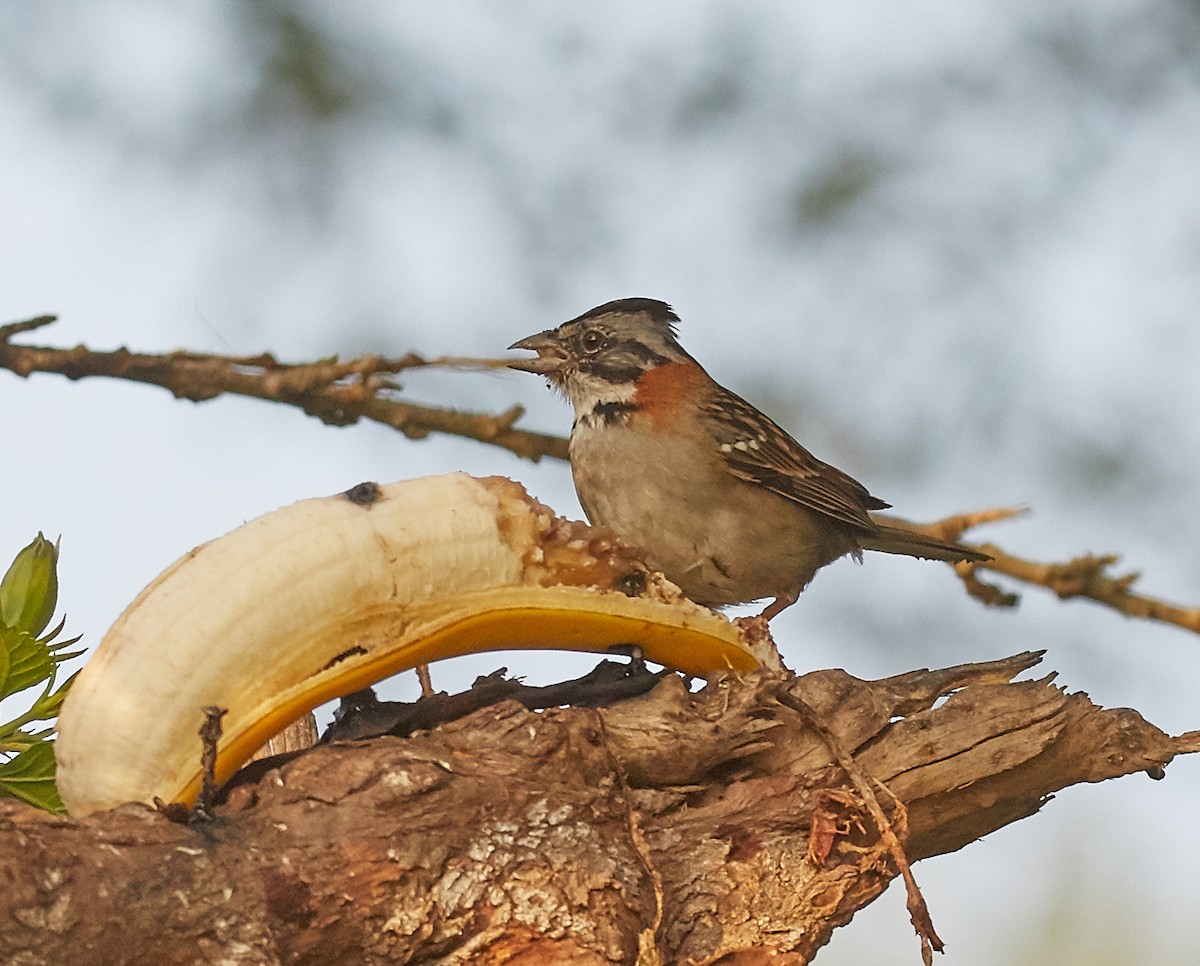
(55, 474, 763, 816)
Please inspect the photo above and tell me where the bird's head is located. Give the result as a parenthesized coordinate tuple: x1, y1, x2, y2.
(508, 298, 690, 413)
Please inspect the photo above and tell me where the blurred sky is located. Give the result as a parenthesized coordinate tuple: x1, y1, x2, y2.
(2, 2, 1198, 963)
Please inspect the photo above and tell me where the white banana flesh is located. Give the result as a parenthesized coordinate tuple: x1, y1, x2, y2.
(56, 474, 763, 816)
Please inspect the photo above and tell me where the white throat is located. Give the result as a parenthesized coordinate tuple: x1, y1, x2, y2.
(562, 372, 638, 431)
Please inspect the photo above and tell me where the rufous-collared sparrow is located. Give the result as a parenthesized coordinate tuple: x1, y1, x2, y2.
(509, 298, 987, 619)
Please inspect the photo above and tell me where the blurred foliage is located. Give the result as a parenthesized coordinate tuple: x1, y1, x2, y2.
(790, 150, 885, 227)
(237, 3, 360, 123)
(0, 534, 81, 813)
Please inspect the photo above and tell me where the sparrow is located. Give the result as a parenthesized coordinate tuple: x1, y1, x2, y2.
(509, 298, 987, 619)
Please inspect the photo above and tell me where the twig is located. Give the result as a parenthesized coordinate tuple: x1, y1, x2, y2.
(194, 706, 228, 822)
(883, 508, 1200, 638)
(880, 506, 1028, 543)
(220, 661, 673, 800)
(775, 687, 943, 963)
(159, 705, 230, 824)
(0, 315, 57, 341)
(7, 317, 1198, 636)
(882, 510, 1200, 637)
(323, 661, 671, 743)
(0, 317, 567, 462)
(973, 545, 1200, 634)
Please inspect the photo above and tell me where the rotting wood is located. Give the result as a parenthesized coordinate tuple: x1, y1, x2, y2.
(1, 652, 1192, 964)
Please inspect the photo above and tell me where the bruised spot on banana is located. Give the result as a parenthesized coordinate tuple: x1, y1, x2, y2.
(55, 473, 769, 816)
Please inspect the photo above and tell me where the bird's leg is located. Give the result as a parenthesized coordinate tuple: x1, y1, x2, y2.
(758, 593, 798, 621)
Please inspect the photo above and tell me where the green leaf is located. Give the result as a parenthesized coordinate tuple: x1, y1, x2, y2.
(0, 742, 65, 813)
(45, 629, 83, 653)
(0, 624, 55, 701)
(0, 534, 59, 637)
(26, 670, 79, 721)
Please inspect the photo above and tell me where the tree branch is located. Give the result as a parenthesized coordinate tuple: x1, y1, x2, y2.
(6, 316, 1197, 635)
(884, 510, 1200, 636)
(0, 314, 568, 462)
(0, 654, 1191, 964)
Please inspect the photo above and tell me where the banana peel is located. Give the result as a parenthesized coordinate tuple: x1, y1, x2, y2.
(56, 474, 766, 816)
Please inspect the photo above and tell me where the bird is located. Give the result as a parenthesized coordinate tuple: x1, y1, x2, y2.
(508, 298, 988, 620)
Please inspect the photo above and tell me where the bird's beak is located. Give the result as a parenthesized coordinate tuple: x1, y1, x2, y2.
(507, 330, 572, 375)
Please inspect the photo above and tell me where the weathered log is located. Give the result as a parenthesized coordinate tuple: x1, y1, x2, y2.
(1, 653, 1191, 965)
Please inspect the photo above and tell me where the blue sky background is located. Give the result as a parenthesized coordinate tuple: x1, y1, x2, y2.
(2, 3, 1199, 962)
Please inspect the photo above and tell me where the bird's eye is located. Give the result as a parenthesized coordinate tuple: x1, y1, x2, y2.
(581, 329, 605, 352)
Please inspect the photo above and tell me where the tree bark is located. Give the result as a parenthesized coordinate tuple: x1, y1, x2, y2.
(1, 653, 1193, 965)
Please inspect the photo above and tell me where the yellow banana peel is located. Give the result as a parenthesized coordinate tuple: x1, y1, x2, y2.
(56, 474, 764, 816)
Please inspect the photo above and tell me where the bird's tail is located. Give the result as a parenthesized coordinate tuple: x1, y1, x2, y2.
(861, 524, 990, 565)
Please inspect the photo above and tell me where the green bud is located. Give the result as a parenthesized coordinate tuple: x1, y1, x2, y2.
(0, 533, 59, 637)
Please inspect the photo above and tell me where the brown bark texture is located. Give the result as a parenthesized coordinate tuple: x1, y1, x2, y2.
(0, 653, 1191, 965)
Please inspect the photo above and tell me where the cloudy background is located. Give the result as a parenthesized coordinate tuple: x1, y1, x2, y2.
(2, 2, 1199, 962)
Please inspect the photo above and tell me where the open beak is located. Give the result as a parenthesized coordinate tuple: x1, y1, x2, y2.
(508, 330, 573, 375)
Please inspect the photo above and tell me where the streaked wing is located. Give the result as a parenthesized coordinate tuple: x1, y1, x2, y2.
(700, 387, 886, 531)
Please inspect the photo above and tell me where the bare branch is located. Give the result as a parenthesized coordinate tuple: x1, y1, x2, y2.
(971, 545, 1200, 633)
(0, 314, 58, 341)
(6, 317, 1197, 635)
(883, 510, 1200, 636)
(0, 316, 568, 462)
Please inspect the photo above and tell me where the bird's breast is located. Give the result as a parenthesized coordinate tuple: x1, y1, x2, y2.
(568, 423, 849, 605)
